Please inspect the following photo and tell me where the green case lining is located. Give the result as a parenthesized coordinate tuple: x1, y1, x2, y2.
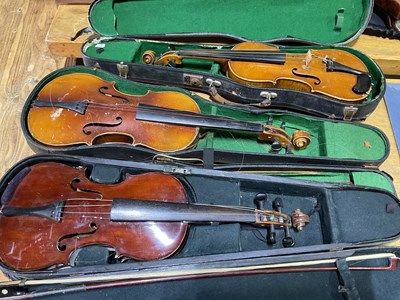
(89, 0, 371, 44)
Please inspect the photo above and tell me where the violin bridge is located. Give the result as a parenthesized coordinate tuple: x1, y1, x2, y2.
(302, 50, 313, 70)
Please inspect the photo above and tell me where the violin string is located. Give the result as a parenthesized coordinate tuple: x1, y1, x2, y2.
(169, 49, 331, 63)
(63, 197, 113, 202)
(78, 103, 286, 135)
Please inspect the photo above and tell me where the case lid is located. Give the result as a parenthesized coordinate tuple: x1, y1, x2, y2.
(88, 0, 373, 44)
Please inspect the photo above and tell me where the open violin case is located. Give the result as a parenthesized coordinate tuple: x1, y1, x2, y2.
(0, 153, 400, 299)
(20, 66, 389, 168)
(81, 0, 385, 121)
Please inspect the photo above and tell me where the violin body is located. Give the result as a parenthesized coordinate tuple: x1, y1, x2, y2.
(154, 42, 371, 102)
(27, 73, 309, 152)
(0, 162, 189, 271)
(227, 43, 371, 102)
(27, 73, 200, 152)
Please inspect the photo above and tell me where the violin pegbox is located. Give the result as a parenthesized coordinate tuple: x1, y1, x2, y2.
(253, 193, 310, 248)
(260, 116, 311, 153)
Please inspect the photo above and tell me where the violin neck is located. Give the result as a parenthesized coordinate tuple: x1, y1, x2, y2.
(136, 104, 264, 134)
(110, 199, 257, 224)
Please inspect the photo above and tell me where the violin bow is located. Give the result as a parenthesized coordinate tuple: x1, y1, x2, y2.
(0, 252, 397, 299)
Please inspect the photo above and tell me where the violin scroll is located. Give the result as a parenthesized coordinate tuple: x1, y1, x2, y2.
(291, 209, 310, 231)
(259, 125, 311, 151)
(142, 50, 157, 65)
(292, 130, 311, 150)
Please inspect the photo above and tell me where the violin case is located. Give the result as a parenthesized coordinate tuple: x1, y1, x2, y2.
(81, 0, 385, 121)
(0, 153, 399, 299)
(20, 66, 390, 169)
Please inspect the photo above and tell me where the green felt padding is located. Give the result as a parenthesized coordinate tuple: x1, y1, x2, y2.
(195, 101, 387, 160)
(88, 41, 142, 61)
(83, 40, 384, 103)
(90, 0, 371, 44)
(352, 172, 395, 193)
(28, 67, 387, 162)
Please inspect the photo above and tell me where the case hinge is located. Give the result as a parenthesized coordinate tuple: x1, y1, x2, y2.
(259, 91, 278, 107)
(163, 166, 191, 175)
(343, 106, 358, 121)
(116, 62, 129, 79)
(183, 73, 203, 87)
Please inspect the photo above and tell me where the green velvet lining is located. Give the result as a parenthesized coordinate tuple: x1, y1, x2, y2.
(28, 66, 388, 162)
(352, 171, 395, 193)
(90, 0, 371, 44)
(83, 40, 384, 103)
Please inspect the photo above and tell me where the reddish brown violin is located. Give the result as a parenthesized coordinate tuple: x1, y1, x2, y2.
(0, 162, 309, 271)
(27, 73, 310, 152)
(143, 42, 372, 102)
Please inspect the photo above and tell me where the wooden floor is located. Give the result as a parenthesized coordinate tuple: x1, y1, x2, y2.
(0, 0, 400, 281)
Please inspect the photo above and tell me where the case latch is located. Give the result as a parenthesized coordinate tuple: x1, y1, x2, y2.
(206, 78, 235, 105)
(343, 106, 358, 121)
(163, 166, 191, 175)
(259, 91, 277, 107)
(116, 62, 129, 79)
(183, 73, 203, 87)
(206, 78, 222, 90)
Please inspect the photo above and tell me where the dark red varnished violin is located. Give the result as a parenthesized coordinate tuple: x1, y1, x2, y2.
(0, 162, 309, 271)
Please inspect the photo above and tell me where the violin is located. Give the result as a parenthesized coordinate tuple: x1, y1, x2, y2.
(142, 42, 372, 102)
(0, 162, 309, 271)
(27, 73, 310, 152)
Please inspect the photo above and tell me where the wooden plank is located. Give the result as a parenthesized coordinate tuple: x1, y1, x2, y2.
(0, 0, 66, 281)
(56, 0, 92, 4)
(45, 4, 91, 57)
(349, 34, 400, 76)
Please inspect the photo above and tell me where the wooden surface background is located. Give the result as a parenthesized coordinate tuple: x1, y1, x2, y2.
(0, 0, 400, 282)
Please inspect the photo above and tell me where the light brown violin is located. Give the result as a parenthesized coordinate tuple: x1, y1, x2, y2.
(27, 73, 310, 152)
(142, 42, 372, 102)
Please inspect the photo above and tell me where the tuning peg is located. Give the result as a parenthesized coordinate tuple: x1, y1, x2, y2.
(273, 198, 284, 224)
(285, 144, 293, 155)
(254, 193, 267, 209)
(267, 228, 276, 245)
(282, 220, 295, 248)
(271, 138, 282, 152)
(273, 197, 283, 211)
(167, 59, 177, 67)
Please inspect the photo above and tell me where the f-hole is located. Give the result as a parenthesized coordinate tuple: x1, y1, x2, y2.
(82, 116, 123, 135)
(292, 68, 321, 85)
(70, 178, 103, 198)
(57, 222, 98, 251)
(98, 86, 129, 103)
